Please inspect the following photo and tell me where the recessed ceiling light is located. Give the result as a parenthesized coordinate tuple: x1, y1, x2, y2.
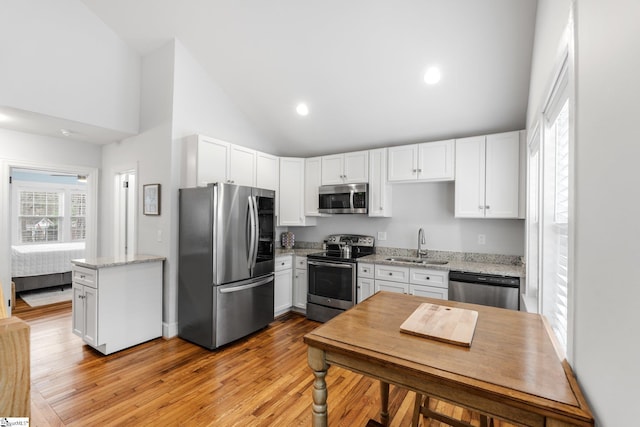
(296, 103, 309, 116)
(0, 113, 11, 122)
(423, 66, 442, 85)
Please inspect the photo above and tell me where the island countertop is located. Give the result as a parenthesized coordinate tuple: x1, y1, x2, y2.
(71, 254, 166, 269)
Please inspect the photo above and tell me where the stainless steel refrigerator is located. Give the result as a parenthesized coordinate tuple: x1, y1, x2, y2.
(178, 183, 275, 349)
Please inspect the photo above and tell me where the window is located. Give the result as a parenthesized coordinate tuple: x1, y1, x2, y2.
(527, 54, 572, 354)
(19, 191, 62, 243)
(71, 192, 87, 241)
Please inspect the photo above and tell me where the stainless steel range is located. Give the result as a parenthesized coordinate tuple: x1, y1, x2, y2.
(306, 234, 375, 322)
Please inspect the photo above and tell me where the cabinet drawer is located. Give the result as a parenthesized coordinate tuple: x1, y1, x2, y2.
(409, 268, 448, 288)
(375, 265, 409, 283)
(409, 284, 448, 300)
(295, 256, 307, 270)
(73, 266, 97, 288)
(358, 263, 374, 279)
(275, 255, 293, 271)
(375, 279, 408, 294)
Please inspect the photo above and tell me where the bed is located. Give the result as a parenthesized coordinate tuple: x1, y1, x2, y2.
(11, 242, 86, 292)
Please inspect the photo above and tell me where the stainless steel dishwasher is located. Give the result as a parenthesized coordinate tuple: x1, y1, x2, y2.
(448, 271, 520, 310)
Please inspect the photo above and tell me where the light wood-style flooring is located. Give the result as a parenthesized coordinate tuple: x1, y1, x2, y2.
(14, 299, 515, 426)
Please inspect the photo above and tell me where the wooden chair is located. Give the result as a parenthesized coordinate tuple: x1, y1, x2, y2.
(412, 393, 493, 427)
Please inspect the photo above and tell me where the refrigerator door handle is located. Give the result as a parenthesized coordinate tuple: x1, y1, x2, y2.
(251, 195, 259, 270)
(247, 196, 256, 269)
(219, 275, 273, 293)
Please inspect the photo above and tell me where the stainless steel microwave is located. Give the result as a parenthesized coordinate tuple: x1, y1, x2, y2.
(318, 183, 368, 214)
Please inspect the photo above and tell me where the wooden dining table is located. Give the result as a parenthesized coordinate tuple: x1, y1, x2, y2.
(303, 292, 593, 427)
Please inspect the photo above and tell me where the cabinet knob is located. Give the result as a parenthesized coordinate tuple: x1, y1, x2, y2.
(418, 168, 422, 172)
(388, 272, 393, 276)
(478, 205, 484, 210)
(427, 277, 430, 280)
(486, 205, 491, 209)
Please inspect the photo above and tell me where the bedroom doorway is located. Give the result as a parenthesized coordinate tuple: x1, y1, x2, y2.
(5, 165, 95, 316)
(1, 161, 98, 316)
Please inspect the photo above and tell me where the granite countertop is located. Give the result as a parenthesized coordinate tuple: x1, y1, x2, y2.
(358, 254, 525, 278)
(275, 248, 323, 257)
(71, 254, 166, 269)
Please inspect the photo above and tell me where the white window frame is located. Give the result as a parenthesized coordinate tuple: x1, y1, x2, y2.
(525, 8, 576, 361)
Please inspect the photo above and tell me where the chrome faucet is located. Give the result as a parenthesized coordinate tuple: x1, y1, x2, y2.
(417, 228, 427, 258)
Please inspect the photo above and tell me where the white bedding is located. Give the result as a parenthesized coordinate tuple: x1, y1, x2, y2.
(11, 242, 86, 277)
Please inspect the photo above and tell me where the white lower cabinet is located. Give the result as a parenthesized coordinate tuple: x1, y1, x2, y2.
(293, 256, 307, 312)
(357, 277, 375, 302)
(71, 259, 163, 355)
(274, 255, 293, 316)
(371, 263, 449, 300)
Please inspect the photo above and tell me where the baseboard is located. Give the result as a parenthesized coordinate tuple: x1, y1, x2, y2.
(163, 321, 178, 339)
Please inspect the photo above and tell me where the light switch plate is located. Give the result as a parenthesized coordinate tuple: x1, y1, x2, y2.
(377, 231, 387, 241)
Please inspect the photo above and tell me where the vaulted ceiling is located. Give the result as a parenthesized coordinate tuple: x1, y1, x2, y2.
(10, 1, 540, 157)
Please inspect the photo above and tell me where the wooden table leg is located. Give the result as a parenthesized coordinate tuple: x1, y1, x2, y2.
(308, 346, 329, 427)
(380, 381, 390, 426)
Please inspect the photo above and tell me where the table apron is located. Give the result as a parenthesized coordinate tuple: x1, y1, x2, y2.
(324, 350, 590, 427)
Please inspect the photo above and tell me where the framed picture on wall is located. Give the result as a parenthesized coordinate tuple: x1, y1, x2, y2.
(143, 184, 161, 215)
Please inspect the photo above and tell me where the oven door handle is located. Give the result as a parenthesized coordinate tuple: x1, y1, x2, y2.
(308, 260, 354, 269)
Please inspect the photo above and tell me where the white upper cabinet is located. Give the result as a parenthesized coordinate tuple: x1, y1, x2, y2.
(182, 134, 256, 187)
(256, 151, 279, 191)
(368, 148, 392, 217)
(279, 157, 315, 226)
(229, 144, 256, 186)
(182, 135, 230, 187)
(455, 131, 523, 218)
(304, 157, 323, 216)
(387, 140, 455, 182)
(321, 151, 369, 185)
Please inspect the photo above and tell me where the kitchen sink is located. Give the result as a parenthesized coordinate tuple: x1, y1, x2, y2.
(385, 257, 448, 265)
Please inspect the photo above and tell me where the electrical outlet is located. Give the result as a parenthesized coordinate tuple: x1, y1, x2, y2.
(157, 229, 163, 242)
(478, 234, 486, 245)
(377, 231, 387, 241)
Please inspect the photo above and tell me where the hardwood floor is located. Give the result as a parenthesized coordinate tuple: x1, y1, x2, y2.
(14, 301, 515, 427)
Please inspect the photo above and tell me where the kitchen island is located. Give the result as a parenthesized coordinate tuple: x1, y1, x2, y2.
(71, 255, 164, 355)
(304, 292, 593, 427)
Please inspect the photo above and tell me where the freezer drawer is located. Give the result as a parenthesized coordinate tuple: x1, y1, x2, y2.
(214, 274, 275, 348)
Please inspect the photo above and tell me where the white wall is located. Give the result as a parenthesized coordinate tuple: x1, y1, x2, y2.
(0, 0, 140, 134)
(171, 40, 272, 151)
(100, 41, 176, 335)
(291, 183, 525, 255)
(527, 1, 640, 425)
(0, 129, 101, 314)
(572, 1, 640, 425)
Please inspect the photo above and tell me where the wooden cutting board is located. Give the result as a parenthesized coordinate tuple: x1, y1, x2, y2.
(400, 302, 478, 347)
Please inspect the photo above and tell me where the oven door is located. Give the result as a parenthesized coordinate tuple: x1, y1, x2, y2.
(308, 260, 356, 310)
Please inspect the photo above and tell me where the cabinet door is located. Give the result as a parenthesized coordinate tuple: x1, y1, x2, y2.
(343, 151, 369, 183)
(321, 154, 344, 185)
(305, 157, 323, 216)
(375, 279, 408, 294)
(229, 145, 256, 186)
(409, 284, 448, 300)
(454, 136, 486, 218)
(368, 148, 392, 217)
(197, 137, 230, 186)
(417, 140, 455, 181)
(278, 158, 306, 226)
(256, 151, 279, 191)
(274, 269, 293, 315)
(387, 145, 418, 182)
(83, 285, 99, 347)
(72, 282, 85, 338)
(357, 278, 375, 302)
(485, 131, 520, 218)
(294, 267, 308, 310)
